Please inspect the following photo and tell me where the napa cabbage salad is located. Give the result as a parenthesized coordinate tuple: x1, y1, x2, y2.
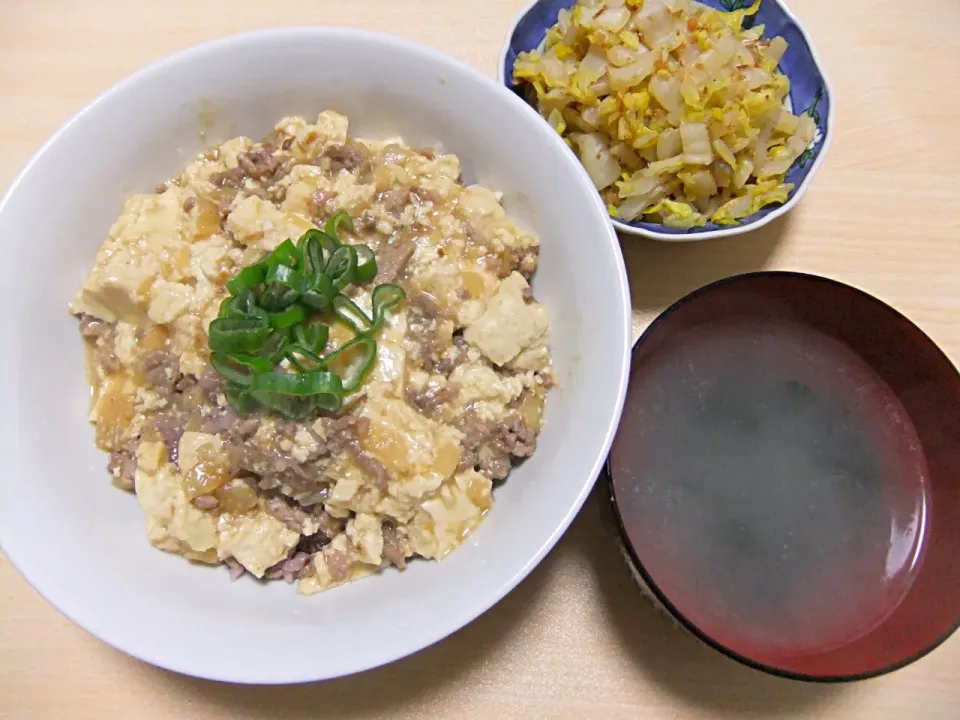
(512, 0, 816, 228)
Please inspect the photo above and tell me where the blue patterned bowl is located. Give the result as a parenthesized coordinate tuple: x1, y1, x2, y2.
(498, 0, 835, 241)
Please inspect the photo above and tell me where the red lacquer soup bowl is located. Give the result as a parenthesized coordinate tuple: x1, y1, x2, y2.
(608, 272, 960, 681)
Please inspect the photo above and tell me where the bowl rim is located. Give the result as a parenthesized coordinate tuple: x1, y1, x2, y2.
(0, 26, 633, 684)
(606, 270, 960, 682)
(497, 0, 837, 242)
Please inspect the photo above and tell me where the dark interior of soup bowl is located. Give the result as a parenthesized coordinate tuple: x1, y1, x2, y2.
(608, 272, 960, 680)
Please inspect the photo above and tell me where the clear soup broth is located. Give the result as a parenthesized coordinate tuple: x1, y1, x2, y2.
(613, 319, 928, 657)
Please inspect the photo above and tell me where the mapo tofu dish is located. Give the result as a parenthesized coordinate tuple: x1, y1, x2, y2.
(71, 111, 554, 594)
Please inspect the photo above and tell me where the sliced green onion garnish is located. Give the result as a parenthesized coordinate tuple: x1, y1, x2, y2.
(251, 369, 343, 397)
(283, 345, 325, 373)
(300, 289, 331, 312)
(270, 304, 307, 330)
(372, 283, 406, 329)
(332, 295, 374, 332)
(354, 245, 377, 283)
(326, 245, 358, 292)
(324, 334, 377, 392)
(224, 386, 259, 414)
(259, 284, 299, 312)
(266, 263, 308, 294)
(251, 370, 344, 417)
(210, 352, 273, 387)
(260, 330, 292, 365)
(294, 324, 329, 355)
(226, 263, 267, 296)
(208, 218, 406, 420)
(302, 233, 325, 283)
(317, 231, 340, 267)
(265, 238, 301, 270)
(209, 317, 272, 354)
(325, 211, 354, 237)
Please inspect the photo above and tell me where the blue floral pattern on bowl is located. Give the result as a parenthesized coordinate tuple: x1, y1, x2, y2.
(499, 0, 833, 239)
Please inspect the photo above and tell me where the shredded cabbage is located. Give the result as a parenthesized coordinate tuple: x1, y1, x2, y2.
(513, 0, 811, 225)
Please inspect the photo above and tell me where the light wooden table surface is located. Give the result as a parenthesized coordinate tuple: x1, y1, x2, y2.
(2, 0, 958, 718)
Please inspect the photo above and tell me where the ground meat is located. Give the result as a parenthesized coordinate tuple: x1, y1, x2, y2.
(415, 147, 436, 160)
(297, 510, 343, 553)
(237, 149, 281, 181)
(325, 545, 351, 581)
(230, 415, 262, 440)
(78, 314, 110, 339)
(406, 308, 453, 372)
(309, 190, 339, 218)
(410, 186, 443, 205)
(521, 285, 534, 304)
(381, 523, 407, 570)
(353, 416, 371, 438)
(477, 453, 512, 480)
(373, 240, 415, 284)
(95, 338, 122, 375)
(405, 383, 458, 417)
(357, 158, 375, 184)
(434, 349, 468, 376)
(182, 196, 196, 213)
(498, 413, 537, 457)
(152, 413, 185, 466)
(250, 463, 321, 497)
(464, 222, 486, 245)
(456, 409, 536, 480)
(255, 473, 281, 492)
(459, 412, 487, 450)
(142, 351, 180, 393)
(225, 558, 246, 581)
(155, 183, 168, 194)
(408, 315, 439, 367)
(200, 405, 239, 435)
(379, 188, 411, 216)
(210, 166, 245, 189)
(264, 496, 313, 532)
(107, 448, 137, 490)
(297, 535, 325, 555)
(513, 245, 539, 279)
(259, 129, 294, 154)
(314, 509, 346, 540)
(277, 552, 313, 583)
(435, 333, 470, 376)
(196, 366, 222, 402)
(358, 211, 378, 232)
(192, 494, 219, 511)
(347, 439, 391, 492)
(267, 158, 295, 185)
(269, 185, 287, 203)
(321, 413, 360, 446)
(226, 425, 332, 501)
(273, 422, 328, 464)
(217, 190, 237, 220)
(407, 291, 442, 319)
(323, 143, 364, 173)
(227, 442, 267, 477)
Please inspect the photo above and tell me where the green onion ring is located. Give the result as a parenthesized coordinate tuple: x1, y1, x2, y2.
(323, 334, 377, 392)
(354, 245, 377, 283)
(208, 317, 272, 354)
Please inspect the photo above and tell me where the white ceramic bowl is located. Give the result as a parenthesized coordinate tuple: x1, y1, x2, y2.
(0, 28, 631, 684)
